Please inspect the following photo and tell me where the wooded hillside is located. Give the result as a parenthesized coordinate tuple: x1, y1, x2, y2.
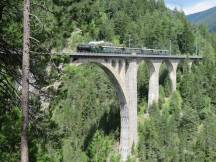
(187, 6, 216, 32)
(1, 0, 216, 161)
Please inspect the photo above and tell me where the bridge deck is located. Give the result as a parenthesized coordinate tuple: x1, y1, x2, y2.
(70, 52, 202, 60)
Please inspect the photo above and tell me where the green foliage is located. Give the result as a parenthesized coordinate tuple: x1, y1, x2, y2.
(159, 64, 172, 97)
(1, 0, 216, 161)
(177, 22, 195, 54)
(138, 92, 182, 162)
(137, 62, 149, 103)
(40, 64, 120, 161)
(87, 130, 114, 162)
(0, 107, 21, 161)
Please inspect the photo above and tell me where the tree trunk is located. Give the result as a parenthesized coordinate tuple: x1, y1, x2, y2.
(21, 0, 30, 162)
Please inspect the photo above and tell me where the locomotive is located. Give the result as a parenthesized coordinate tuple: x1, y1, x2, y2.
(77, 41, 169, 55)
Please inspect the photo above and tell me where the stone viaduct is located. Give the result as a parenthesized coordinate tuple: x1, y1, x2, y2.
(70, 52, 202, 161)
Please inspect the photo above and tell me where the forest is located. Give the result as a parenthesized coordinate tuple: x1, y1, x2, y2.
(1, 0, 216, 161)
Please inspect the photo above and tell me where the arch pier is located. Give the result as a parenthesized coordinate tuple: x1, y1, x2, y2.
(70, 53, 202, 161)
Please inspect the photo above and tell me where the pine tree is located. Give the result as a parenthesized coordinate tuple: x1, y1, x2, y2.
(21, 0, 30, 161)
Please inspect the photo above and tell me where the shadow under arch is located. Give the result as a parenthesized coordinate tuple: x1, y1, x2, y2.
(160, 59, 180, 97)
(71, 59, 130, 159)
(96, 62, 127, 106)
(74, 61, 127, 107)
(137, 60, 149, 111)
(159, 60, 173, 97)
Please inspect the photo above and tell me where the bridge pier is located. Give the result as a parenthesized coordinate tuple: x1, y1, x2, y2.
(120, 59, 138, 161)
(188, 60, 193, 72)
(166, 60, 179, 92)
(147, 59, 162, 110)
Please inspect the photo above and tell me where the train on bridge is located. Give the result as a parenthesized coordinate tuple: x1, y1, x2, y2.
(77, 41, 169, 55)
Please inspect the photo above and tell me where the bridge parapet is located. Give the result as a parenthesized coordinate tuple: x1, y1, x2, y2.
(70, 52, 202, 60)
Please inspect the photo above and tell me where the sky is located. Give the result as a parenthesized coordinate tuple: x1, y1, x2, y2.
(165, 0, 216, 15)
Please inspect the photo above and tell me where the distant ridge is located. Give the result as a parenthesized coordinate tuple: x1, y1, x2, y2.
(187, 6, 216, 32)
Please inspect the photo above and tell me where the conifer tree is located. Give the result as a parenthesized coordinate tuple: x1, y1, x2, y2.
(21, 0, 30, 161)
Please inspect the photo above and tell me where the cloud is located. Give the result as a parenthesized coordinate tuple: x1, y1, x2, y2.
(166, 0, 216, 15)
(184, 0, 216, 15)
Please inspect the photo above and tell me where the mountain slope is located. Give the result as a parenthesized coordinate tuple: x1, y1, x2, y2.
(187, 6, 216, 32)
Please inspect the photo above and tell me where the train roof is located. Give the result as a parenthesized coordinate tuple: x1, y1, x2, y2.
(88, 41, 113, 46)
(77, 43, 169, 53)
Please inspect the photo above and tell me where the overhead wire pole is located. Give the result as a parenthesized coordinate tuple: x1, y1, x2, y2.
(195, 30, 198, 55)
(169, 39, 172, 55)
(129, 34, 131, 48)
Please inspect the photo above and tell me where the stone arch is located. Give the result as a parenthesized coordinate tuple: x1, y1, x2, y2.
(70, 58, 132, 161)
(72, 58, 126, 96)
(163, 59, 179, 93)
(137, 60, 149, 104)
(139, 59, 180, 111)
(144, 59, 162, 110)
